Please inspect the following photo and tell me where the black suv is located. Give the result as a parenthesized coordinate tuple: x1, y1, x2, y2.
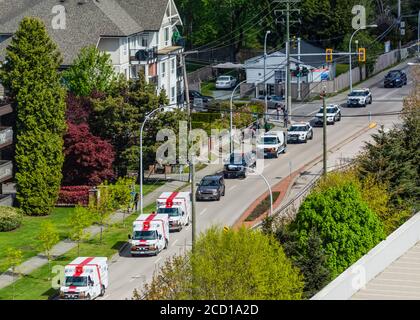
(384, 70, 407, 88)
(223, 152, 256, 179)
(196, 175, 225, 201)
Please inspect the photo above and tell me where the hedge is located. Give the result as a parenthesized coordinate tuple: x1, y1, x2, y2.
(57, 186, 90, 206)
(0, 206, 22, 232)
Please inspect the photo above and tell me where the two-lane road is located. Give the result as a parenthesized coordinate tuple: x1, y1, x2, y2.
(100, 61, 415, 300)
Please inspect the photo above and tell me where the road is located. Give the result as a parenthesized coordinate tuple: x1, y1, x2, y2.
(100, 60, 415, 300)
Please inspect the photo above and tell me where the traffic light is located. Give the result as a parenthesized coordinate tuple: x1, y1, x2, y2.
(358, 47, 366, 62)
(291, 36, 297, 49)
(326, 48, 333, 63)
(301, 66, 309, 76)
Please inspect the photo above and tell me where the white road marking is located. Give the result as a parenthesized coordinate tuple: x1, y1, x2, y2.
(228, 185, 237, 191)
(264, 163, 271, 168)
(171, 239, 179, 247)
(185, 225, 191, 230)
(199, 208, 208, 216)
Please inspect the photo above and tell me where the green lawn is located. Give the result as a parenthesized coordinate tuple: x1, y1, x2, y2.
(0, 207, 73, 274)
(336, 63, 349, 77)
(201, 81, 216, 96)
(0, 181, 163, 274)
(0, 203, 156, 300)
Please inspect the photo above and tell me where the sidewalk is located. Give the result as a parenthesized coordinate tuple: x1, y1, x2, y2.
(0, 180, 187, 290)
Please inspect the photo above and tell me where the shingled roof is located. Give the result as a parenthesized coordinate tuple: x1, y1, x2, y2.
(0, 0, 171, 65)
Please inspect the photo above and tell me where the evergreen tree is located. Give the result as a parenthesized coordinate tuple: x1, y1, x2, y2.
(0, 17, 66, 216)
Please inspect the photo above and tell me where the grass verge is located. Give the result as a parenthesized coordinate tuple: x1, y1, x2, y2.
(0, 182, 163, 274)
(245, 192, 281, 222)
(0, 203, 156, 300)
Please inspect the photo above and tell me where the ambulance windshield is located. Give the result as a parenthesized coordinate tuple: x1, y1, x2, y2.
(133, 230, 158, 240)
(65, 276, 87, 287)
(157, 207, 180, 217)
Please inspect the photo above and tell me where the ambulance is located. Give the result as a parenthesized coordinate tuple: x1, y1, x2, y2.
(59, 257, 108, 300)
(156, 191, 192, 232)
(130, 213, 169, 256)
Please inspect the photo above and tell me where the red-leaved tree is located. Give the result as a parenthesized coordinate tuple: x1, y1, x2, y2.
(63, 123, 115, 186)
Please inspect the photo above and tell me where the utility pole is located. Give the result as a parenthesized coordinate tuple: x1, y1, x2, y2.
(321, 87, 327, 177)
(398, 0, 401, 61)
(297, 37, 301, 101)
(275, 0, 300, 124)
(180, 50, 198, 250)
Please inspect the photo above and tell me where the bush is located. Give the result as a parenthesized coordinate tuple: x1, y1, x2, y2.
(246, 192, 280, 221)
(58, 186, 90, 206)
(0, 207, 22, 232)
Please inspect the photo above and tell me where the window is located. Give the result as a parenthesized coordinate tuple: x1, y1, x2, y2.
(171, 59, 175, 74)
(122, 38, 127, 55)
(161, 62, 166, 78)
(171, 86, 175, 102)
(142, 37, 148, 48)
(164, 27, 169, 46)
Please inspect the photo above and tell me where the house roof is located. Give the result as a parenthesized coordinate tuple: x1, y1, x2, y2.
(279, 40, 326, 67)
(245, 52, 302, 68)
(0, 0, 172, 65)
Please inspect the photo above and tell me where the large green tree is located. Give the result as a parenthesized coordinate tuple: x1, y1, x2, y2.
(139, 227, 304, 300)
(0, 18, 66, 216)
(290, 181, 385, 278)
(62, 46, 116, 97)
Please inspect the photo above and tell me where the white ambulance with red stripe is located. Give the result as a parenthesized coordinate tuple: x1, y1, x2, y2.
(156, 192, 192, 232)
(130, 213, 169, 256)
(59, 257, 108, 300)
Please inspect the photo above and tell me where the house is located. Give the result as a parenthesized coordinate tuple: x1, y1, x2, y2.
(0, 0, 184, 106)
(244, 40, 333, 97)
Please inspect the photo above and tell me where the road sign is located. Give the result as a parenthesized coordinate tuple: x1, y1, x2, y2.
(223, 226, 229, 233)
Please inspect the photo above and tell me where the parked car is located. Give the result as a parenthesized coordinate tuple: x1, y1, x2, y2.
(223, 152, 256, 179)
(315, 104, 341, 125)
(215, 75, 237, 89)
(256, 131, 287, 158)
(347, 88, 372, 107)
(251, 95, 285, 109)
(384, 70, 407, 88)
(187, 90, 214, 111)
(196, 175, 226, 201)
(287, 122, 313, 143)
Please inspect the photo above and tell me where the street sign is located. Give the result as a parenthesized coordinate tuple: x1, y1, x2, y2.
(223, 226, 229, 233)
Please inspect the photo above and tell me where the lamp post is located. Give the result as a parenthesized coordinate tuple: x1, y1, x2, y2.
(247, 166, 273, 216)
(349, 24, 377, 92)
(264, 30, 271, 121)
(230, 79, 247, 155)
(139, 106, 166, 215)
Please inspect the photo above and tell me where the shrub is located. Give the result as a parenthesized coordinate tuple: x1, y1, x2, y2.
(246, 192, 281, 221)
(58, 186, 90, 206)
(0, 207, 22, 232)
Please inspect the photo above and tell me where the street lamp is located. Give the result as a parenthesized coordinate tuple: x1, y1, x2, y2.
(139, 106, 167, 215)
(264, 31, 271, 121)
(349, 24, 377, 92)
(247, 166, 273, 216)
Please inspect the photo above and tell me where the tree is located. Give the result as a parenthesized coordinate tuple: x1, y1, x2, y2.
(0, 17, 66, 216)
(6, 248, 22, 300)
(290, 181, 386, 278)
(62, 46, 115, 97)
(138, 227, 304, 300)
(37, 221, 60, 276)
(68, 206, 93, 255)
(62, 123, 115, 186)
(90, 182, 115, 244)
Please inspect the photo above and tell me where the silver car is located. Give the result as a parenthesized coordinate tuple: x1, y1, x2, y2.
(215, 75, 237, 89)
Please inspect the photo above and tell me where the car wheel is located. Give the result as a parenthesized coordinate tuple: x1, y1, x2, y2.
(86, 294, 91, 300)
(274, 152, 279, 158)
(165, 239, 169, 249)
(337, 113, 341, 121)
(222, 188, 225, 196)
(369, 97, 372, 104)
(310, 132, 313, 140)
(304, 137, 308, 143)
(100, 286, 105, 297)
(216, 194, 221, 201)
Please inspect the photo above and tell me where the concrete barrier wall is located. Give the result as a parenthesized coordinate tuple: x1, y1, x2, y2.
(312, 211, 420, 300)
